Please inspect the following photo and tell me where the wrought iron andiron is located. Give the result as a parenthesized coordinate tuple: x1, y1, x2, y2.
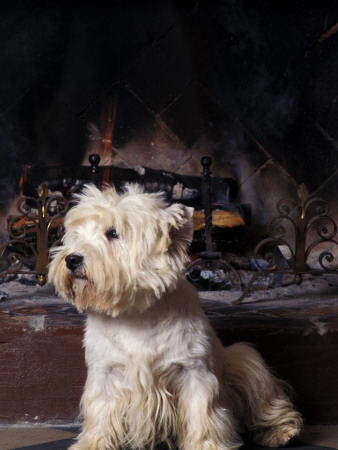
(233, 184, 338, 304)
(185, 157, 241, 290)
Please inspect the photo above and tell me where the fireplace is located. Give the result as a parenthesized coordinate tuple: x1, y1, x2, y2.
(1, 1, 338, 427)
(0, 0, 337, 288)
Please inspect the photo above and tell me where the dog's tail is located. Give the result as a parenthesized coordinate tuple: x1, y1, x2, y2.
(222, 343, 303, 446)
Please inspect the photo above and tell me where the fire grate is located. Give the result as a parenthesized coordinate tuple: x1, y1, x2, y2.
(1, 157, 336, 297)
(0, 155, 243, 288)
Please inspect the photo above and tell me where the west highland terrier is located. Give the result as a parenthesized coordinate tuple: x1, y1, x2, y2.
(48, 184, 302, 450)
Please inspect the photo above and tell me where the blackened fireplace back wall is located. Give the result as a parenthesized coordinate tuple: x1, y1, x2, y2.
(0, 0, 337, 249)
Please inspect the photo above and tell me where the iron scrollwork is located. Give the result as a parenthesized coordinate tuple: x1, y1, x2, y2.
(234, 184, 338, 304)
(0, 183, 68, 286)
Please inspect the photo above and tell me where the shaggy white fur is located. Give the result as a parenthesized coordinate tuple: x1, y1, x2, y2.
(48, 184, 302, 450)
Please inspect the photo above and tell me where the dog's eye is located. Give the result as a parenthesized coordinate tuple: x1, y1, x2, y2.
(105, 228, 119, 240)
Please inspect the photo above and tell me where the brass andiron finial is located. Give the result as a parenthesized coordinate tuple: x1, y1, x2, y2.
(0, 183, 68, 286)
(234, 184, 338, 304)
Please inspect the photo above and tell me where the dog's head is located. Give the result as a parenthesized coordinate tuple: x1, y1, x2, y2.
(48, 184, 193, 316)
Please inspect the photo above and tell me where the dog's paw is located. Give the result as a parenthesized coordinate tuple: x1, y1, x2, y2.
(68, 442, 98, 450)
(253, 424, 300, 448)
(68, 445, 81, 450)
(68, 444, 87, 450)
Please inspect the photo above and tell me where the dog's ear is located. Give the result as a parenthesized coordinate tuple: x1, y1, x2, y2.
(158, 204, 194, 255)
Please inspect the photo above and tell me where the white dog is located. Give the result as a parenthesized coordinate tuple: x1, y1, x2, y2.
(48, 184, 302, 450)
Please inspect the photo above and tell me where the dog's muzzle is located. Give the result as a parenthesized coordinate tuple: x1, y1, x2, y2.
(65, 253, 84, 272)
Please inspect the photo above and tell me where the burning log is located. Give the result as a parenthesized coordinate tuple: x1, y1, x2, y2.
(193, 210, 245, 231)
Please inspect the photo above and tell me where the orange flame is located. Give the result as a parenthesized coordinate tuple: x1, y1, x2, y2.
(101, 94, 118, 190)
(19, 174, 24, 190)
(18, 165, 30, 192)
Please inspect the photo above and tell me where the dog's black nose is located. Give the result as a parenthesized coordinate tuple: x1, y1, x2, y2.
(65, 253, 83, 272)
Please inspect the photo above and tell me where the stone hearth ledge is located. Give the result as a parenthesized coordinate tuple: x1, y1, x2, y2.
(1, 275, 337, 333)
(0, 274, 338, 425)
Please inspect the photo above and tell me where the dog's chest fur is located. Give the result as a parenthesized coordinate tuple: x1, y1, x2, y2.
(83, 279, 219, 391)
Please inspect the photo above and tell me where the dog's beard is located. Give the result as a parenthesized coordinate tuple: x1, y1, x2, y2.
(63, 272, 117, 315)
(58, 266, 159, 317)
(64, 270, 87, 299)
(65, 275, 105, 313)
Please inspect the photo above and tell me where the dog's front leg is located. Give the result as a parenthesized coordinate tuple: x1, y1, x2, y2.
(68, 403, 121, 450)
(69, 369, 125, 450)
(176, 367, 241, 450)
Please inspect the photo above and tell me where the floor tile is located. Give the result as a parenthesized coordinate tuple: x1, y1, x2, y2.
(0, 428, 77, 450)
(0, 425, 337, 450)
(300, 426, 338, 450)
